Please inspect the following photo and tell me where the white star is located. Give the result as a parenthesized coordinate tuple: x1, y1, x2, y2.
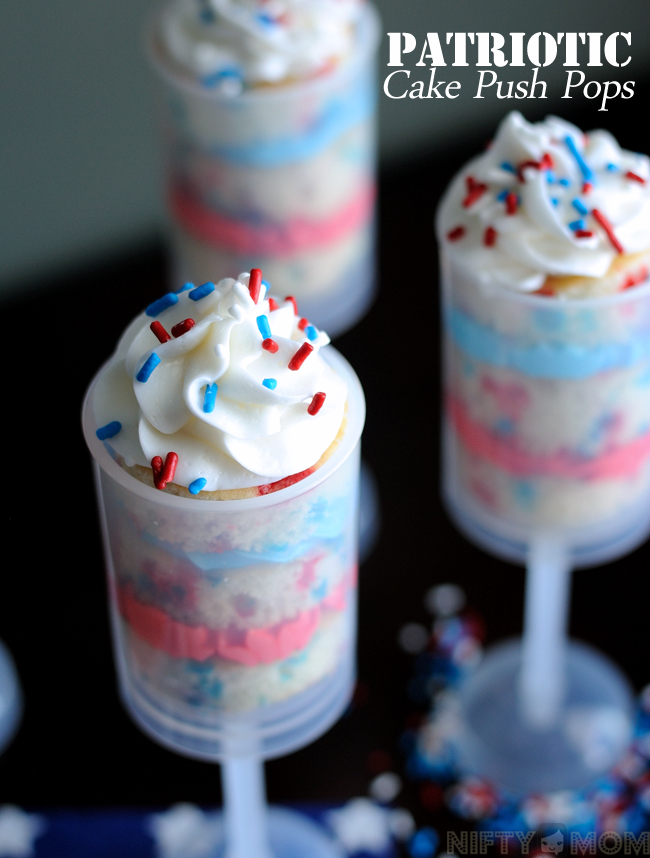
(326, 798, 392, 854)
(0, 806, 45, 858)
(148, 804, 223, 858)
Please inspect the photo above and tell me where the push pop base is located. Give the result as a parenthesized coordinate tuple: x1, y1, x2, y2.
(457, 639, 635, 796)
(211, 807, 345, 858)
(0, 639, 21, 755)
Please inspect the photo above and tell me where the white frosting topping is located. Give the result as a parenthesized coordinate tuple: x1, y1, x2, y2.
(93, 274, 347, 491)
(437, 112, 650, 292)
(160, 0, 363, 91)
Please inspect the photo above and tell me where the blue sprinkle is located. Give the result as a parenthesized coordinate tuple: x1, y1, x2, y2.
(607, 163, 619, 171)
(96, 421, 122, 441)
(146, 293, 178, 317)
(206, 679, 223, 698)
(176, 282, 194, 293)
(496, 189, 508, 201)
(551, 198, 559, 207)
(558, 177, 570, 187)
(189, 478, 208, 495)
(203, 383, 218, 413)
(572, 198, 589, 216)
(546, 170, 556, 183)
(136, 353, 161, 383)
(187, 660, 212, 675)
(257, 12, 276, 26)
(500, 161, 515, 173)
(305, 325, 318, 341)
(189, 281, 215, 302)
(261, 279, 271, 292)
(564, 135, 594, 183)
(262, 378, 277, 390)
(199, 7, 215, 23)
(312, 580, 328, 600)
(569, 219, 586, 231)
(409, 828, 439, 858)
(256, 315, 271, 339)
(514, 480, 537, 509)
(495, 417, 515, 436)
(202, 68, 242, 89)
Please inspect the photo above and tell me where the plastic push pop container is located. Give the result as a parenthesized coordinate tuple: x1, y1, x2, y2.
(439, 227, 650, 793)
(435, 109, 650, 794)
(0, 640, 21, 756)
(148, 3, 381, 338)
(442, 252, 650, 568)
(83, 346, 364, 857)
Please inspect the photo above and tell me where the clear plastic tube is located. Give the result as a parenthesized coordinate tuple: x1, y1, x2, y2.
(148, 3, 381, 337)
(83, 347, 364, 762)
(441, 248, 650, 566)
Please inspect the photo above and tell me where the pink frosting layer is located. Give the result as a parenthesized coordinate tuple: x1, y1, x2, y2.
(169, 181, 375, 255)
(449, 395, 650, 480)
(118, 568, 355, 667)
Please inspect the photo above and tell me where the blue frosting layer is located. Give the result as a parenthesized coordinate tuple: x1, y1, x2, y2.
(141, 494, 351, 571)
(204, 82, 375, 167)
(187, 538, 321, 570)
(447, 307, 650, 379)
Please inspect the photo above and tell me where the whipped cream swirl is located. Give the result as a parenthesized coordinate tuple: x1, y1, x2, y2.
(437, 112, 650, 292)
(160, 0, 363, 91)
(93, 273, 347, 491)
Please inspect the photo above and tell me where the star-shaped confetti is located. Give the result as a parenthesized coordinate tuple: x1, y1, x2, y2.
(148, 804, 222, 858)
(327, 798, 393, 855)
(0, 806, 45, 858)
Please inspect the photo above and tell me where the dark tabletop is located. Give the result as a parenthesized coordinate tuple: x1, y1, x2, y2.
(1, 91, 649, 830)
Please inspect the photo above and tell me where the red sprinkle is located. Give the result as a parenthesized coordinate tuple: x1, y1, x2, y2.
(447, 225, 465, 242)
(288, 342, 313, 371)
(626, 171, 646, 185)
(150, 321, 171, 344)
(483, 226, 497, 247)
(420, 783, 444, 811)
(262, 338, 279, 353)
(152, 453, 178, 490)
(517, 160, 540, 181)
(298, 317, 309, 331)
(248, 268, 262, 304)
(539, 152, 554, 170)
(285, 295, 298, 315)
(592, 208, 624, 254)
(622, 266, 648, 290)
(268, 298, 279, 312)
(257, 466, 315, 495)
(582, 181, 593, 194)
(171, 318, 195, 338)
(462, 175, 488, 208)
(307, 392, 326, 416)
(156, 453, 178, 489)
(574, 229, 594, 238)
(505, 192, 518, 215)
(534, 282, 556, 297)
(151, 456, 163, 483)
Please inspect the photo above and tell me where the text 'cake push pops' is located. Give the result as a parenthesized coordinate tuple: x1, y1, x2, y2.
(437, 112, 650, 794)
(83, 270, 365, 856)
(149, 0, 381, 337)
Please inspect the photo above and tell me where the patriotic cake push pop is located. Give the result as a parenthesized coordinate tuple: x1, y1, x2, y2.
(149, 0, 380, 335)
(438, 112, 650, 539)
(84, 270, 365, 732)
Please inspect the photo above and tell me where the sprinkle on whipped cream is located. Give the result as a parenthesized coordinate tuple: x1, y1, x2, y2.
(437, 112, 650, 295)
(159, 0, 364, 91)
(93, 271, 347, 492)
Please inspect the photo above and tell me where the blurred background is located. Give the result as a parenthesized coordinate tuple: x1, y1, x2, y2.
(1, 0, 650, 299)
